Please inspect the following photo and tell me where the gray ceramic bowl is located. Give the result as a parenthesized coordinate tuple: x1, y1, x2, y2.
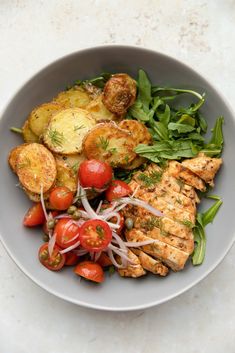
(0, 45, 234, 311)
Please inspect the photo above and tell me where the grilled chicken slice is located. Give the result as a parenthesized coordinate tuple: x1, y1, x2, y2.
(118, 250, 146, 278)
(168, 161, 206, 191)
(130, 179, 196, 215)
(126, 230, 190, 271)
(181, 153, 222, 186)
(132, 249, 169, 276)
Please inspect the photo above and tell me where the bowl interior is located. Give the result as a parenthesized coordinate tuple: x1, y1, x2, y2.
(0, 46, 235, 311)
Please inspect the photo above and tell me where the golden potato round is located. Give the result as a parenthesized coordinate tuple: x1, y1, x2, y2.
(24, 188, 50, 202)
(22, 120, 39, 143)
(55, 159, 77, 193)
(54, 87, 91, 109)
(54, 153, 86, 174)
(119, 120, 152, 145)
(29, 102, 62, 136)
(86, 94, 118, 122)
(43, 108, 96, 154)
(83, 122, 136, 167)
(16, 143, 57, 194)
(8, 143, 28, 173)
(102, 74, 137, 115)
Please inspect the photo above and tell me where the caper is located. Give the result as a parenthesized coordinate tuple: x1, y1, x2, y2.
(125, 218, 134, 230)
(47, 219, 55, 229)
(67, 205, 77, 215)
(43, 233, 49, 242)
(72, 210, 82, 220)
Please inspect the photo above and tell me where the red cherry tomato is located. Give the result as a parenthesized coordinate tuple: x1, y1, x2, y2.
(65, 251, 79, 266)
(23, 203, 45, 227)
(74, 261, 104, 283)
(78, 159, 113, 190)
(105, 180, 131, 202)
(38, 243, 65, 271)
(49, 186, 74, 210)
(79, 219, 112, 252)
(100, 204, 124, 235)
(54, 219, 80, 249)
(97, 252, 113, 267)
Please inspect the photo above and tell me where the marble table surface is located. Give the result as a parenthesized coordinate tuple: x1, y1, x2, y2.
(0, 1, 235, 352)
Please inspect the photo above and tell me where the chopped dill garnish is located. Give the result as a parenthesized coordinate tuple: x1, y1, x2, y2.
(137, 170, 162, 187)
(140, 216, 160, 231)
(74, 124, 85, 131)
(182, 219, 194, 228)
(48, 129, 65, 147)
(97, 136, 109, 151)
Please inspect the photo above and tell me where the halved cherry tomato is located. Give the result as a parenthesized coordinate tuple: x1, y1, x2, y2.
(105, 180, 131, 202)
(49, 186, 74, 210)
(23, 203, 45, 227)
(97, 252, 113, 267)
(79, 219, 112, 252)
(78, 159, 113, 190)
(38, 243, 65, 271)
(54, 219, 80, 249)
(100, 204, 124, 235)
(74, 261, 104, 283)
(43, 211, 59, 235)
(65, 251, 79, 266)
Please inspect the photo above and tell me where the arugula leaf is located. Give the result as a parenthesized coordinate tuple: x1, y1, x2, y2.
(152, 121, 169, 140)
(192, 215, 206, 265)
(137, 69, 152, 110)
(168, 122, 195, 134)
(135, 140, 198, 161)
(201, 116, 224, 157)
(201, 196, 222, 227)
(129, 100, 150, 122)
(192, 196, 222, 265)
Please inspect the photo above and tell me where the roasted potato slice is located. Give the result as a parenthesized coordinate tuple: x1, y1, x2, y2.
(55, 159, 77, 193)
(119, 120, 152, 145)
(43, 108, 96, 154)
(54, 153, 86, 174)
(83, 122, 136, 167)
(54, 87, 91, 109)
(103, 74, 136, 115)
(28, 102, 62, 136)
(86, 94, 119, 122)
(119, 120, 152, 170)
(8, 143, 28, 173)
(24, 189, 50, 202)
(22, 120, 39, 143)
(16, 143, 56, 194)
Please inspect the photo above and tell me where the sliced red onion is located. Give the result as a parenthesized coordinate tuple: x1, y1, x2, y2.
(54, 213, 71, 220)
(108, 244, 135, 265)
(94, 251, 102, 262)
(59, 240, 81, 254)
(103, 211, 121, 224)
(64, 231, 80, 244)
(131, 184, 140, 197)
(48, 232, 56, 257)
(107, 248, 123, 269)
(89, 251, 95, 261)
(73, 249, 89, 256)
(80, 186, 101, 219)
(96, 200, 103, 214)
(111, 232, 128, 253)
(119, 197, 164, 217)
(123, 239, 156, 247)
(40, 184, 48, 221)
(101, 201, 118, 215)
